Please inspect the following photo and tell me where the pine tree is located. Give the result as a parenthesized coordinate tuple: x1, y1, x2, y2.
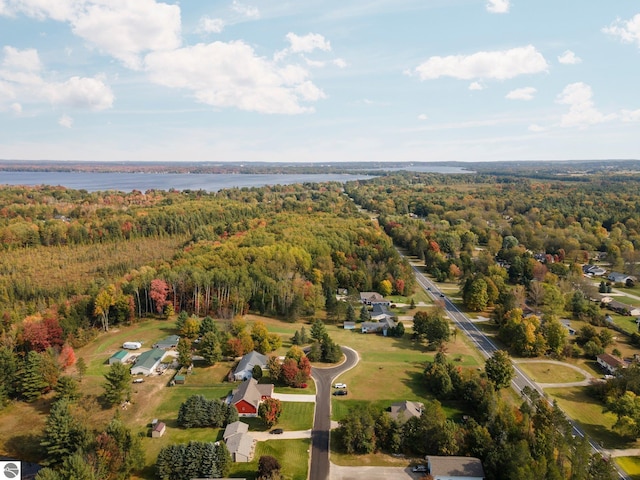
(55, 375, 81, 402)
(346, 303, 356, 322)
(0, 346, 18, 399)
(103, 362, 131, 406)
(20, 350, 48, 402)
(199, 315, 218, 336)
(199, 331, 222, 366)
(61, 452, 96, 480)
(40, 399, 84, 465)
(177, 337, 193, 368)
(359, 305, 370, 322)
(76, 357, 87, 381)
(300, 326, 309, 344)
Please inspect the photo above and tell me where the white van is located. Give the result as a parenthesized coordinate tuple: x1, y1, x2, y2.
(122, 341, 142, 350)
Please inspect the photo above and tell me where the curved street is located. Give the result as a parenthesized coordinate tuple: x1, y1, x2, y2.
(309, 346, 359, 480)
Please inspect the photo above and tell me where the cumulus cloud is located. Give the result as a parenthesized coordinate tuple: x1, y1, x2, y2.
(486, 0, 509, 14)
(620, 109, 640, 122)
(286, 32, 331, 54)
(58, 114, 73, 128)
(144, 41, 325, 114)
(413, 45, 548, 81)
(603, 14, 640, 48)
(505, 86, 536, 100)
(333, 58, 347, 68)
(197, 16, 225, 34)
(557, 50, 581, 64)
(556, 82, 615, 128)
(1, 0, 182, 70)
(231, 0, 259, 19)
(418, 113, 428, 121)
(0, 46, 114, 112)
(469, 81, 484, 90)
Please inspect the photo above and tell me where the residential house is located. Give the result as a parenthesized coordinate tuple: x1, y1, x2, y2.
(608, 272, 635, 284)
(370, 304, 393, 321)
(597, 353, 626, 375)
(108, 350, 129, 365)
(560, 319, 576, 336)
(607, 300, 633, 316)
(152, 335, 180, 350)
(387, 400, 424, 424)
(359, 292, 391, 306)
(233, 350, 268, 381)
(229, 378, 274, 417)
(223, 421, 249, 441)
(151, 421, 166, 438)
(583, 265, 606, 276)
(130, 348, 165, 376)
(361, 317, 396, 336)
(225, 431, 255, 462)
(426, 456, 485, 480)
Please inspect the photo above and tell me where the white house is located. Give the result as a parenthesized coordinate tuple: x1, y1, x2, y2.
(359, 292, 391, 306)
(130, 348, 165, 376)
(597, 353, 626, 375)
(608, 272, 635, 284)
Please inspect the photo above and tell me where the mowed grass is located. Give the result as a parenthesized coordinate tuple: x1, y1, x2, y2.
(615, 457, 640, 480)
(229, 439, 311, 480)
(518, 363, 586, 383)
(545, 386, 638, 449)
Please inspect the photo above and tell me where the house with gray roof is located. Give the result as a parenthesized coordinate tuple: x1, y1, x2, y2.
(359, 291, 391, 306)
(130, 348, 165, 376)
(152, 335, 180, 350)
(388, 400, 424, 424)
(225, 430, 255, 462)
(426, 456, 485, 480)
(233, 350, 268, 381)
(230, 378, 274, 416)
(223, 421, 249, 441)
(361, 317, 396, 336)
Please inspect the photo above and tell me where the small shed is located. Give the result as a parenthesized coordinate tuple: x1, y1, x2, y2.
(109, 350, 129, 365)
(152, 421, 166, 438)
(343, 321, 356, 330)
(174, 375, 185, 385)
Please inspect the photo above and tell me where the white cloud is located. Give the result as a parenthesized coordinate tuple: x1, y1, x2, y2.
(557, 50, 581, 64)
(556, 82, 615, 128)
(0, 46, 114, 112)
(603, 14, 640, 48)
(144, 41, 324, 114)
(231, 0, 259, 19)
(414, 45, 548, 80)
(528, 124, 545, 132)
(286, 32, 331, 54)
(58, 114, 73, 128)
(620, 109, 640, 122)
(468, 81, 484, 90)
(486, 0, 509, 14)
(333, 58, 347, 68)
(418, 113, 428, 121)
(505, 86, 536, 100)
(1, 0, 182, 70)
(198, 16, 225, 34)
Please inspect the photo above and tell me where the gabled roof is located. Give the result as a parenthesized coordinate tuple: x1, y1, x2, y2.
(225, 432, 254, 458)
(597, 353, 626, 369)
(132, 348, 165, 370)
(234, 351, 268, 376)
(110, 350, 128, 360)
(153, 421, 166, 433)
(153, 335, 180, 348)
(371, 304, 389, 315)
(223, 421, 249, 441)
(608, 272, 633, 282)
(230, 378, 273, 410)
(388, 400, 423, 423)
(427, 456, 484, 478)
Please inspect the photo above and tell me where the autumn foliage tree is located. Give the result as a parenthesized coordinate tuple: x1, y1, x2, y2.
(150, 279, 169, 314)
(258, 397, 282, 428)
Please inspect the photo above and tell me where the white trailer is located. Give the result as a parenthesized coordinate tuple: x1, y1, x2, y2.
(122, 341, 142, 350)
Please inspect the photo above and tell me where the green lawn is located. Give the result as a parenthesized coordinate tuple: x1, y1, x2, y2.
(228, 439, 311, 480)
(607, 313, 639, 334)
(616, 457, 640, 480)
(545, 386, 636, 449)
(241, 402, 315, 431)
(518, 363, 586, 383)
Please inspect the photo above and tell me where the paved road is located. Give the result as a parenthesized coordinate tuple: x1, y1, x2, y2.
(410, 263, 631, 480)
(309, 347, 359, 480)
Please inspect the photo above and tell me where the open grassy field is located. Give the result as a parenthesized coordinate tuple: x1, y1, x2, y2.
(545, 386, 638, 449)
(518, 362, 587, 383)
(228, 439, 311, 480)
(615, 457, 640, 480)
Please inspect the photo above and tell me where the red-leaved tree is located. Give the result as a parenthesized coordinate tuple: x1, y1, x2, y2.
(150, 279, 169, 314)
(58, 343, 77, 369)
(258, 397, 282, 428)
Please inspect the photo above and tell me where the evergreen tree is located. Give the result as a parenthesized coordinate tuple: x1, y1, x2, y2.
(252, 364, 263, 380)
(75, 357, 87, 381)
(346, 304, 357, 323)
(291, 330, 302, 346)
(61, 452, 96, 480)
(300, 326, 309, 344)
(307, 342, 322, 362)
(20, 350, 48, 402)
(103, 362, 131, 406)
(40, 399, 85, 466)
(310, 319, 327, 342)
(105, 415, 145, 478)
(34, 467, 63, 480)
(199, 315, 217, 336)
(199, 331, 222, 366)
(55, 375, 81, 402)
(359, 305, 370, 322)
(0, 346, 18, 399)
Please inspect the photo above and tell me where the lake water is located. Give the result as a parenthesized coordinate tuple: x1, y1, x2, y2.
(0, 166, 471, 192)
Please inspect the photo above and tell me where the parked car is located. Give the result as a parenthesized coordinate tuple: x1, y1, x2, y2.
(412, 465, 427, 472)
(270, 428, 284, 434)
(133, 378, 144, 384)
(333, 390, 348, 396)
(439, 293, 445, 297)
(333, 383, 347, 389)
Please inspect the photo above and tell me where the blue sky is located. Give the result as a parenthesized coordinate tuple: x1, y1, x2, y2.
(0, 0, 639, 163)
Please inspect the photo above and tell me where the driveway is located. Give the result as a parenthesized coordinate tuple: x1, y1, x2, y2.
(330, 463, 419, 480)
(249, 429, 312, 441)
(272, 392, 316, 402)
